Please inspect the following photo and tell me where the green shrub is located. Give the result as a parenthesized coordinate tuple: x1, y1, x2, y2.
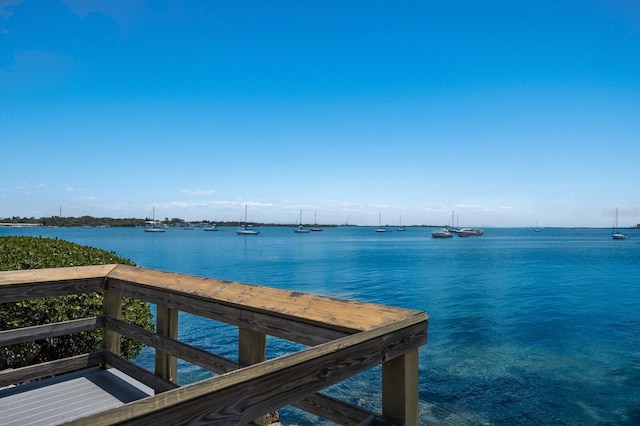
(0, 236, 154, 369)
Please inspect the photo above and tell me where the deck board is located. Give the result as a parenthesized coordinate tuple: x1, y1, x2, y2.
(0, 367, 153, 426)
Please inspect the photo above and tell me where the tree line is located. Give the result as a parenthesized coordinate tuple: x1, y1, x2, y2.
(2, 216, 338, 228)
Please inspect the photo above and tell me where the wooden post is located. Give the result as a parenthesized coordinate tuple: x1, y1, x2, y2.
(102, 289, 122, 368)
(239, 327, 269, 425)
(382, 348, 419, 426)
(155, 305, 179, 384)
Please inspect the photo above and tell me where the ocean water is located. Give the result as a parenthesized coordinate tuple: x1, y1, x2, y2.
(2, 226, 639, 425)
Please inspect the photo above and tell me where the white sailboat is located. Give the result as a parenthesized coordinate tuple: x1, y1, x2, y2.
(236, 205, 260, 235)
(375, 212, 388, 232)
(533, 220, 541, 232)
(294, 210, 311, 233)
(144, 207, 165, 232)
(311, 211, 323, 231)
(612, 207, 628, 240)
(397, 216, 405, 231)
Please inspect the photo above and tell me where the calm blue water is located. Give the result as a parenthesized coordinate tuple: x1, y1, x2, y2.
(2, 226, 639, 425)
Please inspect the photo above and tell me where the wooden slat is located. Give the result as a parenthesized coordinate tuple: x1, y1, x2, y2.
(63, 317, 427, 426)
(0, 317, 102, 346)
(106, 265, 424, 332)
(0, 351, 104, 387)
(293, 393, 401, 426)
(102, 351, 178, 394)
(0, 265, 115, 302)
(104, 317, 239, 374)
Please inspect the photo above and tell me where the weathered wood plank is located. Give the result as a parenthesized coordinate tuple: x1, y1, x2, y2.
(239, 328, 266, 366)
(0, 351, 104, 387)
(0, 265, 116, 285)
(108, 278, 350, 346)
(293, 393, 401, 426)
(0, 317, 102, 346)
(104, 317, 239, 374)
(106, 265, 424, 332)
(102, 351, 178, 394)
(102, 290, 122, 359)
(382, 348, 419, 426)
(63, 317, 427, 425)
(239, 328, 268, 425)
(0, 265, 115, 302)
(155, 305, 179, 383)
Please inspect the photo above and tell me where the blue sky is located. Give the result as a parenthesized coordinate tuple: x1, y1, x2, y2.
(1, 0, 639, 227)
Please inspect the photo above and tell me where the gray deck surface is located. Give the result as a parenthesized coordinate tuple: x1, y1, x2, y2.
(0, 367, 154, 425)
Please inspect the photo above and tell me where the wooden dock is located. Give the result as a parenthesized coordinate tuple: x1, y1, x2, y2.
(0, 265, 429, 425)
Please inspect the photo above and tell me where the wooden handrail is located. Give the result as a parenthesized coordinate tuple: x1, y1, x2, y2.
(0, 265, 429, 425)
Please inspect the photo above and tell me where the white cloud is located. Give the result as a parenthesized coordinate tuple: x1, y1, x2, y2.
(180, 189, 216, 196)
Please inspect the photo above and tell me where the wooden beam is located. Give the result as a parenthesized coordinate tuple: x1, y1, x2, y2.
(154, 305, 179, 383)
(0, 317, 102, 346)
(0, 265, 116, 302)
(382, 348, 420, 426)
(104, 316, 239, 374)
(293, 393, 401, 426)
(102, 290, 122, 359)
(239, 328, 266, 366)
(0, 351, 104, 387)
(108, 278, 350, 346)
(239, 327, 268, 425)
(106, 265, 424, 332)
(103, 351, 178, 394)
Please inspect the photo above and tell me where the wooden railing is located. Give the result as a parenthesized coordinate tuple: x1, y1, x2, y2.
(0, 264, 429, 425)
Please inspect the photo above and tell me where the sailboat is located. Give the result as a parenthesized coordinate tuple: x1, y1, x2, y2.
(375, 212, 388, 232)
(236, 205, 260, 235)
(294, 210, 311, 233)
(397, 216, 406, 231)
(144, 207, 165, 232)
(612, 207, 628, 240)
(533, 220, 541, 232)
(310, 211, 323, 231)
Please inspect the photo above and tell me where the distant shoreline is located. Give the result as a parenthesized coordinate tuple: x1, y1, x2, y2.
(1, 219, 639, 230)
